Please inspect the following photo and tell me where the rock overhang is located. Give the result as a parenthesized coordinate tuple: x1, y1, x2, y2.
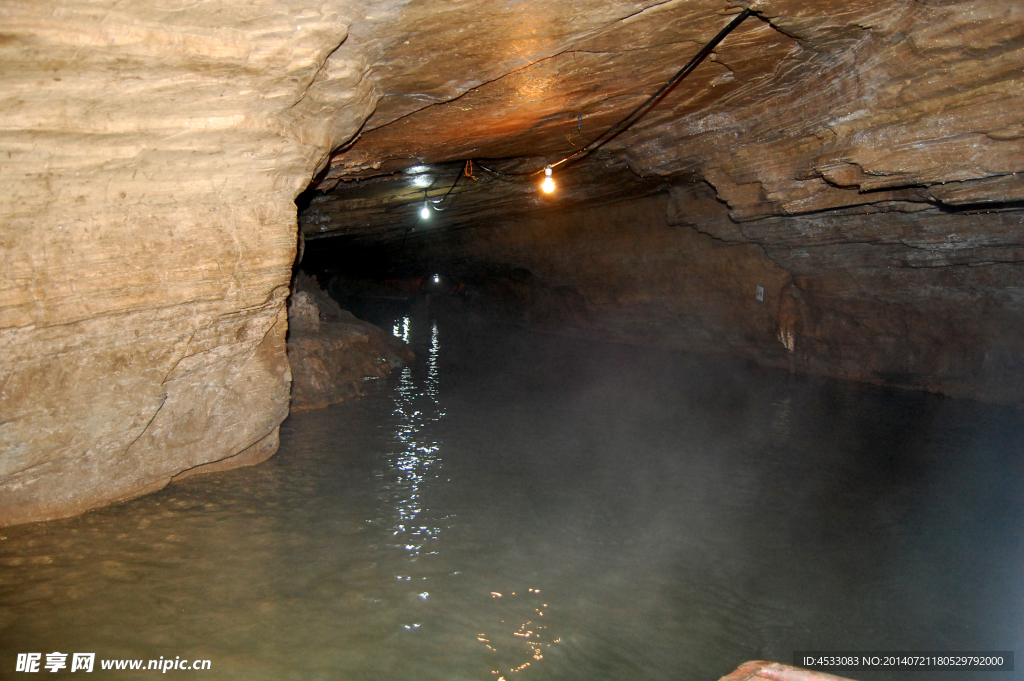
(303, 0, 1023, 240)
(1, 0, 1022, 526)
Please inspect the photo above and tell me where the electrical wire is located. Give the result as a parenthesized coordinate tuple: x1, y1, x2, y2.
(553, 8, 752, 169)
(474, 161, 531, 179)
(476, 8, 753, 178)
(425, 160, 470, 211)
(407, 6, 753, 217)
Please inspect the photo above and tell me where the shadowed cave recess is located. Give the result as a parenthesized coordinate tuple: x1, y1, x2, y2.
(1, 0, 1023, 678)
(296, 0, 1024, 409)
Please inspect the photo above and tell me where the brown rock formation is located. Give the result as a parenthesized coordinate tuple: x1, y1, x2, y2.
(717, 661, 857, 681)
(298, 0, 1023, 406)
(2, 0, 1021, 524)
(304, 0, 1023, 233)
(0, 1, 376, 526)
(287, 274, 412, 412)
(402, 190, 1023, 405)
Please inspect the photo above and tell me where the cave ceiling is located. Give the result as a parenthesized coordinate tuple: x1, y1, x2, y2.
(301, 0, 1024, 243)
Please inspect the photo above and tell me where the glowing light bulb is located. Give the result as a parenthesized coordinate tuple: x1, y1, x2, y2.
(420, 201, 430, 219)
(541, 166, 555, 194)
(433, 274, 440, 283)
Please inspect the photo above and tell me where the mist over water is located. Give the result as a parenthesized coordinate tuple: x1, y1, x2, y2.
(2, 312, 1022, 680)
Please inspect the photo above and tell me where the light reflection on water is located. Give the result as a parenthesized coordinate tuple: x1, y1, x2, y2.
(383, 318, 561, 679)
(393, 315, 412, 344)
(0, 314, 1022, 681)
(388, 318, 445, 562)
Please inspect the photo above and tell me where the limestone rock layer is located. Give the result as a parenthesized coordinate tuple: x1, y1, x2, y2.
(404, 193, 1023, 406)
(3, 0, 1023, 525)
(0, 0, 376, 526)
(306, 0, 1024, 232)
(297, 0, 1023, 408)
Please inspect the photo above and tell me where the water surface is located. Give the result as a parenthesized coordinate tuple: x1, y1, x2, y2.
(2, 314, 1022, 680)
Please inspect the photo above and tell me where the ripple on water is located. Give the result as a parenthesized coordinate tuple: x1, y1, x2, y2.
(1, 315, 1023, 680)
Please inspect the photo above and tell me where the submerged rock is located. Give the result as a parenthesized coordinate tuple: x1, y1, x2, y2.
(287, 273, 413, 412)
(718, 661, 858, 681)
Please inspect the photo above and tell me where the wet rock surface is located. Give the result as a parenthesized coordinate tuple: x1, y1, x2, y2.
(303, 0, 1023, 234)
(287, 274, 413, 413)
(718, 662, 857, 681)
(2, 0, 1022, 524)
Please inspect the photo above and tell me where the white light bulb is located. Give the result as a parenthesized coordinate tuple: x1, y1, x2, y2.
(420, 201, 430, 219)
(433, 274, 440, 283)
(541, 166, 555, 194)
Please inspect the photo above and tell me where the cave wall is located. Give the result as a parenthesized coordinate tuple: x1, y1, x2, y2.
(627, 0, 1024, 219)
(427, 191, 1024, 406)
(309, 0, 1023, 224)
(0, 1, 377, 526)
(2, 0, 1021, 526)
(732, 206, 1024, 405)
(435, 195, 792, 358)
(295, 0, 1023, 411)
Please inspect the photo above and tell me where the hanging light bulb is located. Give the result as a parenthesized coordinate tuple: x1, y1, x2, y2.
(541, 166, 555, 194)
(420, 201, 431, 220)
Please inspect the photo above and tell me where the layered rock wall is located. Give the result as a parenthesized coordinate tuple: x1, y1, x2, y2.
(298, 0, 1023, 410)
(4, 0, 1022, 526)
(434, 195, 790, 358)
(0, 1, 376, 526)
(426, 192, 1024, 406)
(628, 0, 1024, 220)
